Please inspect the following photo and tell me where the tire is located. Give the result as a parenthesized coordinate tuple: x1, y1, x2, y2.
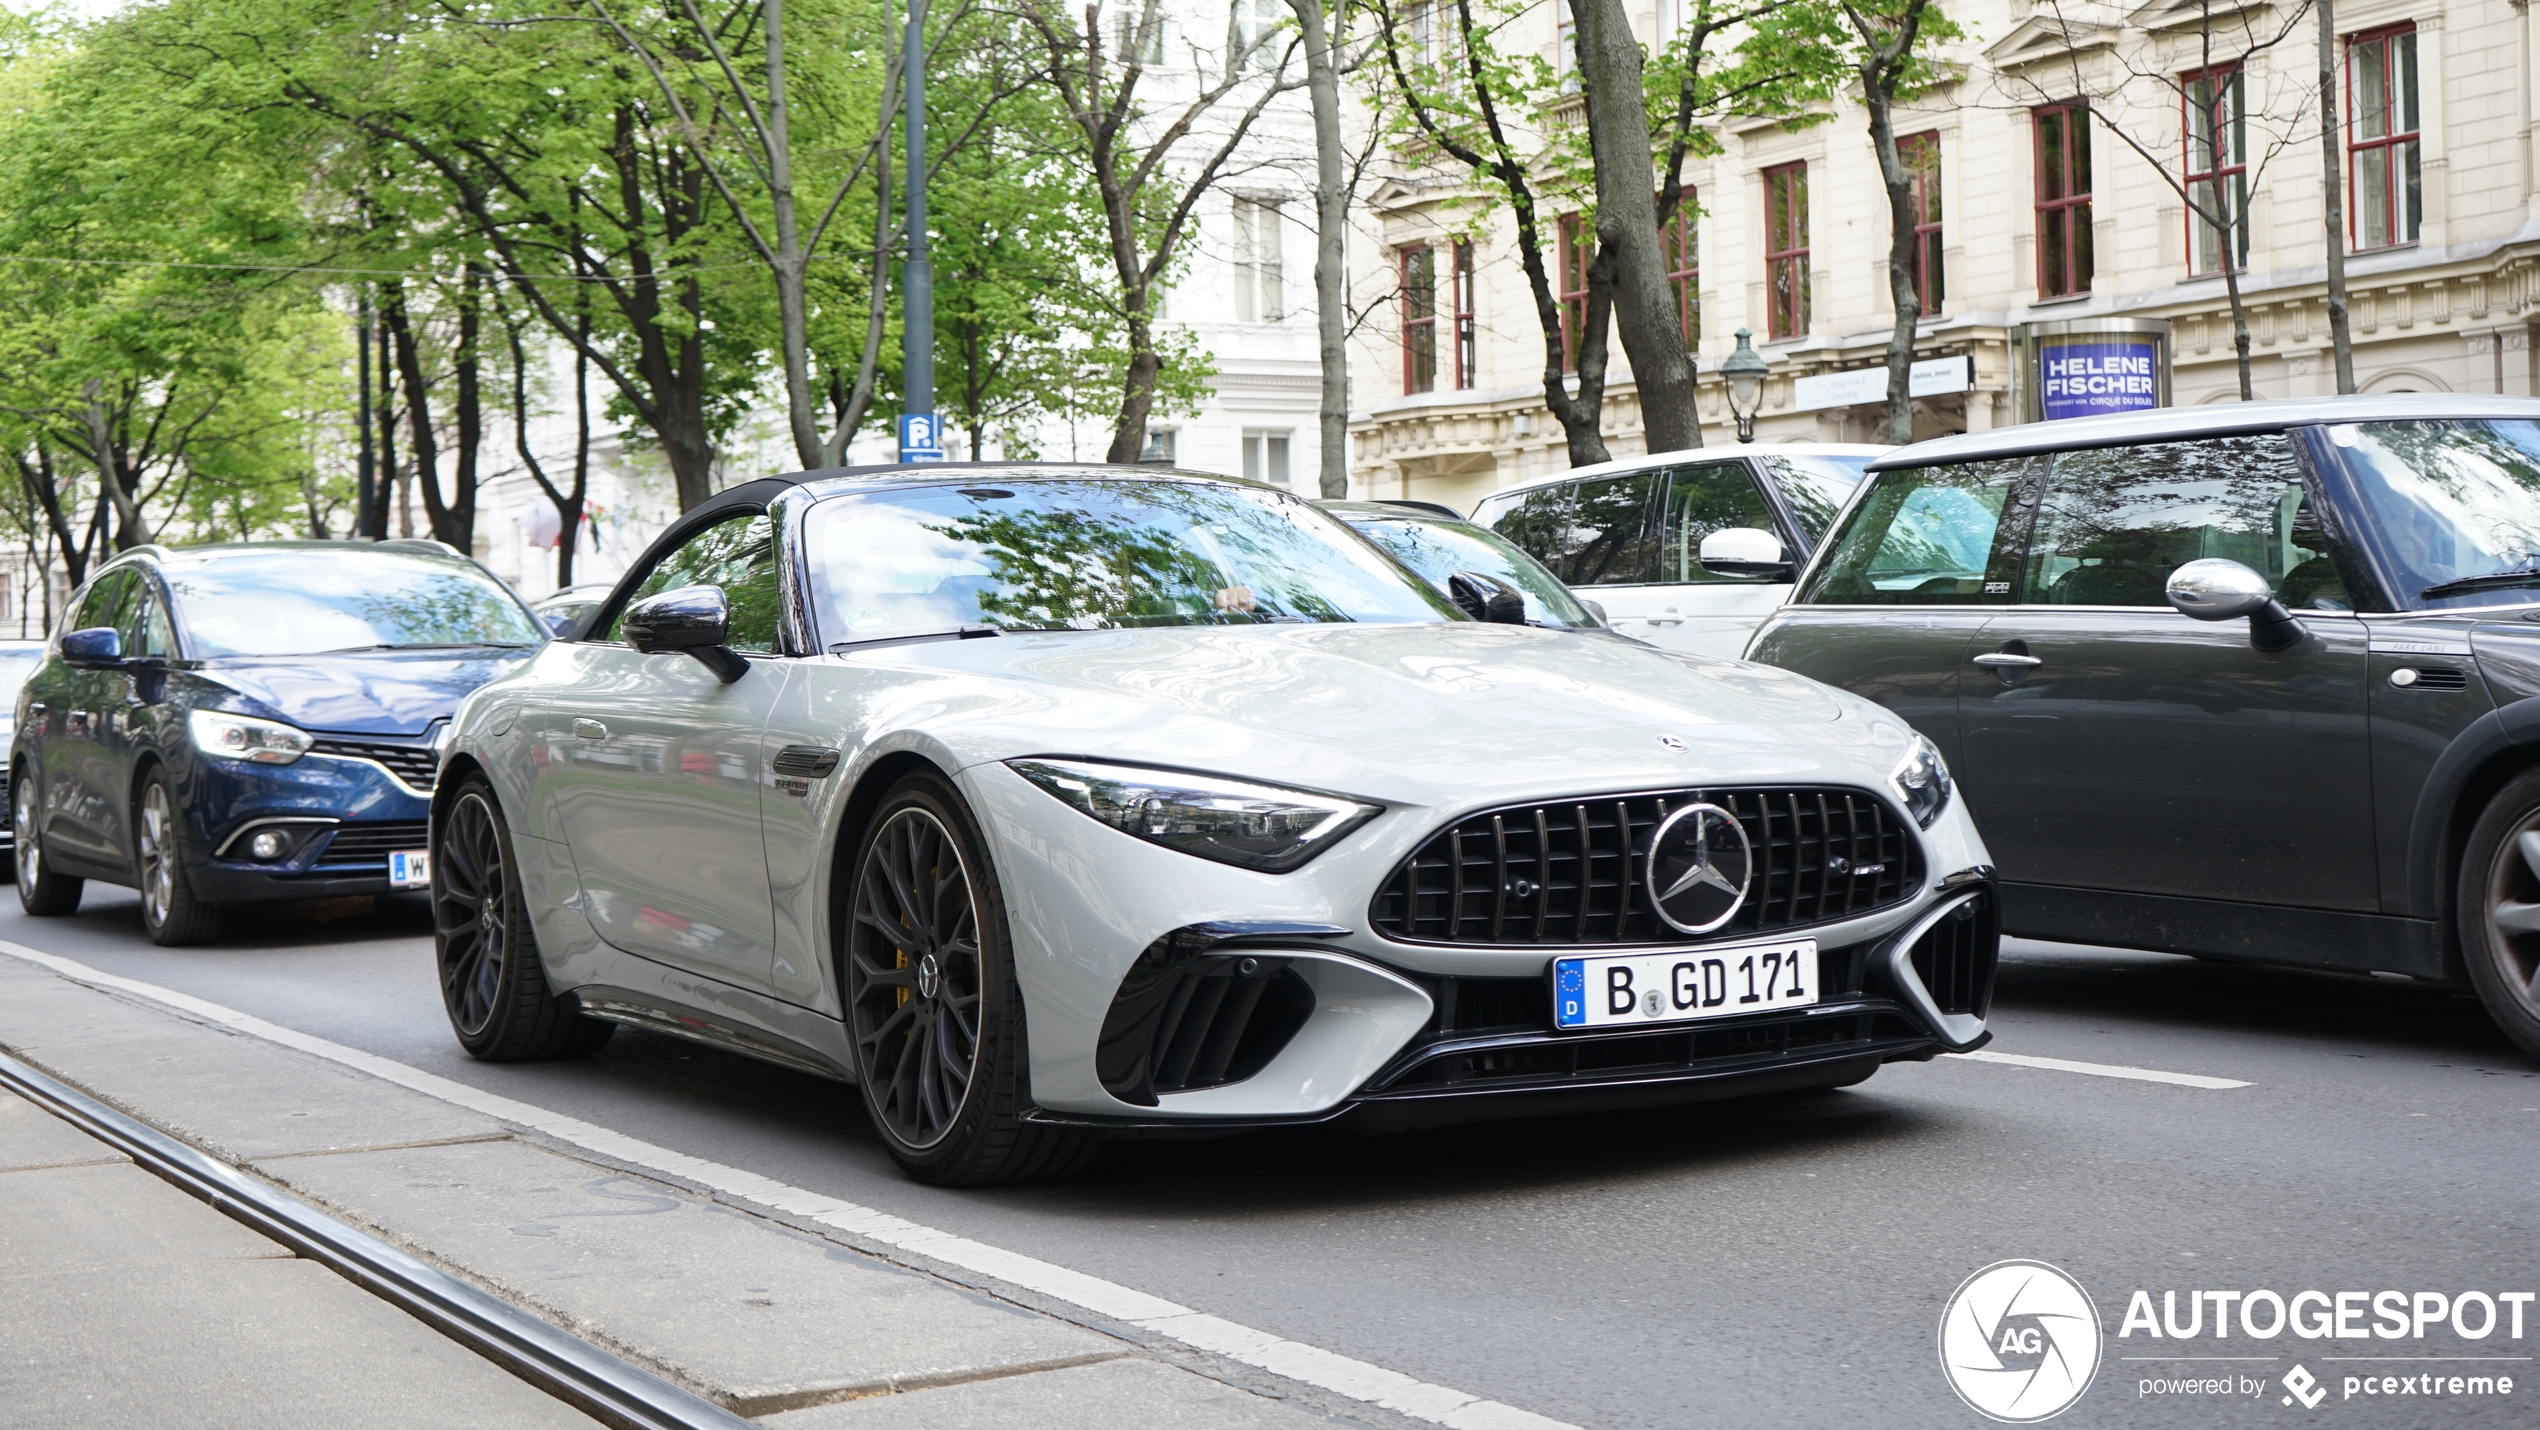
(14, 773, 81, 916)
(433, 775, 613, 1061)
(136, 770, 222, 946)
(841, 771, 1093, 1185)
(2456, 767, 2540, 1061)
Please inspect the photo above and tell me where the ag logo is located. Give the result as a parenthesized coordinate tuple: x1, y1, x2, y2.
(1938, 1260, 2102, 1423)
(1644, 802, 1751, 935)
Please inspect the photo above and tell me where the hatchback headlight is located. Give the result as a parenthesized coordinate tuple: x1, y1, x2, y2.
(189, 710, 311, 765)
(1009, 758, 1379, 872)
(1890, 733, 1953, 829)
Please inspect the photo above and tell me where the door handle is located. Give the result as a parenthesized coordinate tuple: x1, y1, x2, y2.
(1646, 608, 1685, 626)
(1971, 653, 2043, 669)
(573, 717, 608, 741)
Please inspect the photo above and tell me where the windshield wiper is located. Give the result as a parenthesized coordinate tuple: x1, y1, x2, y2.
(829, 625, 1001, 654)
(2419, 568, 2540, 600)
(316, 641, 537, 653)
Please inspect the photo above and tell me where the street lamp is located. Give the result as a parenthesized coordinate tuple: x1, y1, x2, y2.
(1721, 328, 1768, 443)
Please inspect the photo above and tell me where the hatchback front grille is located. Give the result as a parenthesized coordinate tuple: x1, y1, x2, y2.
(314, 821, 430, 867)
(1371, 787, 1917, 947)
(311, 739, 439, 791)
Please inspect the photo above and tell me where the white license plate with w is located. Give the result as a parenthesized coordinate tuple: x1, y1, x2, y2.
(1551, 940, 1819, 1031)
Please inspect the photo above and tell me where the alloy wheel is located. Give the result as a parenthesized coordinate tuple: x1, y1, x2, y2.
(138, 781, 177, 929)
(14, 779, 37, 887)
(2483, 819, 2540, 1013)
(436, 791, 510, 1037)
(846, 807, 984, 1151)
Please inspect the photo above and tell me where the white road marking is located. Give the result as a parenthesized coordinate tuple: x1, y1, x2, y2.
(0, 942, 1574, 1430)
(1956, 1048, 2251, 1090)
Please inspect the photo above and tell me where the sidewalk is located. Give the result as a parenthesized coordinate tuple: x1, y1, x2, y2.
(0, 953, 1365, 1429)
(0, 1085, 605, 1430)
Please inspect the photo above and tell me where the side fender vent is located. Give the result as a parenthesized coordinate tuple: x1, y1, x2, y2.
(1096, 929, 1320, 1106)
(2404, 665, 2470, 692)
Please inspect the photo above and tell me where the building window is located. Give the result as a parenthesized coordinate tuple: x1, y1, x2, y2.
(2034, 102, 2093, 298)
(1899, 132, 1943, 315)
(1660, 188, 1699, 344)
(2184, 66, 2248, 274)
(1241, 430, 1291, 487)
(1557, 15, 1579, 94)
(1453, 239, 1477, 389)
(1111, 3, 1162, 63)
(1232, 199, 1283, 323)
(2348, 25, 2420, 250)
(1237, 0, 1282, 71)
(1558, 213, 1590, 370)
(1763, 162, 1808, 340)
(1401, 245, 1438, 394)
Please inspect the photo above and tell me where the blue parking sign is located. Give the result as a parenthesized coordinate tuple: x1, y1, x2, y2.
(899, 413, 945, 463)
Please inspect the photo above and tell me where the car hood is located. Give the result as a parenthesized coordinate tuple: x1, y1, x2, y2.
(837, 622, 1910, 809)
(194, 651, 535, 737)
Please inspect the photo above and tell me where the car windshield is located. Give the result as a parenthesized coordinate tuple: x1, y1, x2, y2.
(1758, 454, 1873, 543)
(1796, 457, 2031, 605)
(165, 551, 544, 657)
(1344, 515, 1599, 629)
(803, 479, 1463, 641)
(2336, 420, 2540, 608)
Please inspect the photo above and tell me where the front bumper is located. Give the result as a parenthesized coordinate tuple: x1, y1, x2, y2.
(182, 746, 433, 903)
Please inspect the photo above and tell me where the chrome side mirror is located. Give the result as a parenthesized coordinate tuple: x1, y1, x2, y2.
(624, 585, 748, 682)
(1698, 527, 1794, 580)
(2165, 558, 2308, 653)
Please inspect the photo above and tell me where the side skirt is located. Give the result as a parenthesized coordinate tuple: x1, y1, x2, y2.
(2000, 882, 2456, 981)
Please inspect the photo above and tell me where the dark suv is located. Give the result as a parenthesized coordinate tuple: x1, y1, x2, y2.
(12, 541, 544, 944)
(1750, 395, 2540, 1058)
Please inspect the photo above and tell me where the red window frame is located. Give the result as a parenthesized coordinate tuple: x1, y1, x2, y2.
(1898, 132, 1943, 316)
(1400, 245, 1437, 395)
(1762, 163, 1808, 341)
(1660, 187, 1699, 345)
(2182, 65, 2247, 274)
(2346, 24, 2421, 250)
(1452, 240, 1477, 389)
(2033, 102, 2093, 298)
(1558, 213, 1589, 373)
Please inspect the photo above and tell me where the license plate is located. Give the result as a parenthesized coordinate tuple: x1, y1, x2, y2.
(1551, 939, 1819, 1030)
(388, 850, 431, 890)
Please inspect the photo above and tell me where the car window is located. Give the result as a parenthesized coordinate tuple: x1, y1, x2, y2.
(1756, 454, 1872, 544)
(2334, 419, 2540, 610)
(163, 551, 541, 657)
(2020, 436, 2365, 610)
(121, 585, 175, 660)
(607, 514, 782, 652)
(1796, 458, 2035, 605)
(72, 569, 137, 639)
(1475, 484, 1573, 573)
(1348, 516, 1598, 628)
(1559, 473, 1662, 585)
(1656, 462, 1779, 584)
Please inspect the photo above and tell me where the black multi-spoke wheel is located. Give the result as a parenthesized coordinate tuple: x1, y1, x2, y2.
(135, 771, 219, 945)
(2460, 769, 2540, 1062)
(841, 772, 1092, 1184)
(14, 774, 81, 915)
(432, 775, 612, 1061)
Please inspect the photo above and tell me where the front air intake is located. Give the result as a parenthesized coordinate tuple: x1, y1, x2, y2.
(1907, 892, 1998, 1018)
(1096, 929, 1316, 1106)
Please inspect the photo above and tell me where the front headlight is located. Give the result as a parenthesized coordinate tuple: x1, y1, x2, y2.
(1890, 733, 1953, 829)
(1009, 758, 1379, 872)
(189, 709, 312, 765)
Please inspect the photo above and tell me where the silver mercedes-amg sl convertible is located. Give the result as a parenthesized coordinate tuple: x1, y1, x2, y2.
(430, 465, 1999, 1184)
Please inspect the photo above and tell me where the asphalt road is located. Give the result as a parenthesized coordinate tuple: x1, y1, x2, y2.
(9, 886, 2536, 1430)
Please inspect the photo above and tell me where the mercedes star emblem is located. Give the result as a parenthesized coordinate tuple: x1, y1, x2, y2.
(1657, 733, 1687, 751)
(1644, 802, 1753, 935)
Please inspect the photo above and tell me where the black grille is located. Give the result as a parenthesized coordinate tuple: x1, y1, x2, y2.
(1371, 787, 1917, 947)
(314, 821, 431, 867)
(1096, 930, 1317, 1105)
(1909, 892, 1998, 1018)
(2406, 665, 2470, 691)
(311, 739, 439, 791)
(1373, 1012, 1926, 1094)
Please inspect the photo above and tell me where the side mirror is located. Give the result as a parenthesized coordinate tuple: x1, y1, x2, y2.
(542, 613, 577, 637)
(1698, 527, 1795, 580)
(623, 585, 749, 683)
(1580, 598, 1609, 626)
(60, 627, 123, 667)
(2165, 558, 2308, 653)
(1448, 571, 1527, 624)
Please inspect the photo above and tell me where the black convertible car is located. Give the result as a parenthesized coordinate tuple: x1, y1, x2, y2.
(1753, 395, 2540, 1058)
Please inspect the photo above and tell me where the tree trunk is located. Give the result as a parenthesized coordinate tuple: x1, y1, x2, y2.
(372, 316, 397, 540)
(1863, 87, 1922, 444)
(380, 281, 442, 539)
(1573, 0, 1701, 452)
(764, 0, 824, 469)
(2224, 254, 2255, 400)
(80, 385, 146, 550)
(1288, 0, 1352, 495)
(2318, 0, 2355, 393)
(1108, 309, 1161, 464)
(424, 264, 485, 554)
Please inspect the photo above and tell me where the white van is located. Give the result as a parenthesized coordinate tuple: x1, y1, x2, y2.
(1467, 443, 1888, 657)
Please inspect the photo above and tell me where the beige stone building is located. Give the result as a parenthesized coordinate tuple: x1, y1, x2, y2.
(1347, 0, 2540, 513)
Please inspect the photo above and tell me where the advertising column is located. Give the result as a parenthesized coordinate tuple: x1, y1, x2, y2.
(2010, 317, 2172, 424)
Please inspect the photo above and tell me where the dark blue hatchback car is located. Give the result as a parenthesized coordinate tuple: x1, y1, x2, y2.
(10, 540, 544, 944)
